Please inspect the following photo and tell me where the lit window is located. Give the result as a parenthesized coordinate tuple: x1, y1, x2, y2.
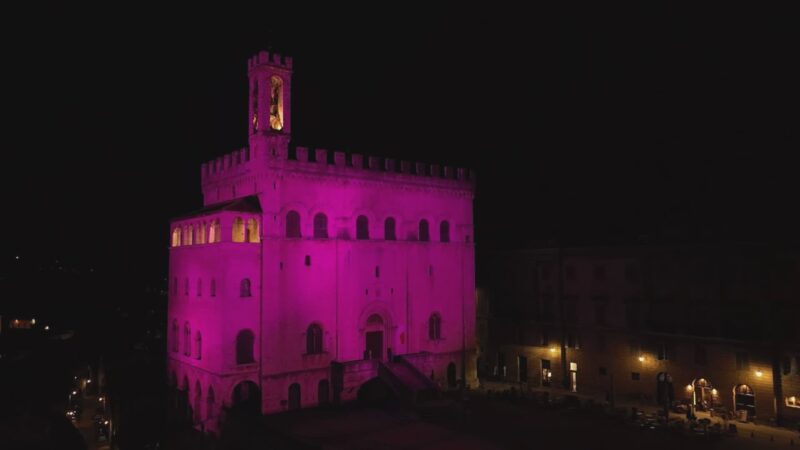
(786, 396, 799, 408)
(232, 217, 245, 242)
(418, 220, 430, 242)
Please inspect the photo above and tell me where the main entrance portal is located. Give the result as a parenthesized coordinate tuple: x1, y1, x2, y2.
(366, 331, 383, 360)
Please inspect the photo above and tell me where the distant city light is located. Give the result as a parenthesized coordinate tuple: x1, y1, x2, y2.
(31, 318, 36, 325)
(99, 397, 104, 401)
(15, 255, 20, 260)
(104, 420, 109, 425)
(87, 379, 92, 383)
(44, 325, 50, 331)
(72, 391, 77, 395)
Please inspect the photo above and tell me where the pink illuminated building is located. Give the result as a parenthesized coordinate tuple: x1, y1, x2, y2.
(167, 51, 476, 431)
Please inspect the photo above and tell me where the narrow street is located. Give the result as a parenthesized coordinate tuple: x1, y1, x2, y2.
(72, 392, 112, 450)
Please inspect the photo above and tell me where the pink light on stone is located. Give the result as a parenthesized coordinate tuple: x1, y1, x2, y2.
(167, 50, 476, 432)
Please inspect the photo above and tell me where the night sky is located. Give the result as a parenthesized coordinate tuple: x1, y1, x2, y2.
(3, 3, 798, 286)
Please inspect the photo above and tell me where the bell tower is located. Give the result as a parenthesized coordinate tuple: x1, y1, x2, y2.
(247, 51, 293, 158)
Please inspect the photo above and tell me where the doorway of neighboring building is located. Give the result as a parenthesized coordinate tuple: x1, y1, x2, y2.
(541, 359, 552, 387)
(734, 384, 756, 418)
(518, 356, 528, 383)
(570, 362, 578, 392)
(447, 362, 457, 388)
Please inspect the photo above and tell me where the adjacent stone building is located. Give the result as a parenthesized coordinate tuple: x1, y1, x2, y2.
(483, 243, 800, 427)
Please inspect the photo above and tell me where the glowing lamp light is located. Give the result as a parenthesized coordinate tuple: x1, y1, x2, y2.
(549, 347, 557, 353)
(99, 397, 104, 402)
(686, 384, 693, 391)
(638, 356, 645, 362)
(755, 370, 763, 377)
(711, 388, 718, 396)
(87, 379, 92, 384)
(44, 325, 50, 331)
(104, 420, 109, 425)
(31, 318, 36, 325)
(72, 391, 77, 395)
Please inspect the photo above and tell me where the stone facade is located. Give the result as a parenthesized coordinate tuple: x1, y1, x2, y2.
(166, 51, 476, 433)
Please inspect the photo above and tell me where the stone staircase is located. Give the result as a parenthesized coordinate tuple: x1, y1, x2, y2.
(379, 357, 439, 405)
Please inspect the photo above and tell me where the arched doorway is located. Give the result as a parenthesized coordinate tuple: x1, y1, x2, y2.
(364, 314, 385, 360)
(318, 379, 330, 406)
(288, 383, 301, 410)
(447, 362, 457, 388)
(690, 378, 716, 411)
(178, 376, 190, 423)
(232, 380, 261, 415)
(193, 381, 202, 424)
(733, 384, 756, 418)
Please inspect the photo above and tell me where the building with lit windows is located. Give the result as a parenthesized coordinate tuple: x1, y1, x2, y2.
(483, 243, 800, 427)
(167, 51, 477, 433)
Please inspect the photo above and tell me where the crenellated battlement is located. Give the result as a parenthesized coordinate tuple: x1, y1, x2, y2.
(247, 50, 293, 71)
(201, 144, 475, 190)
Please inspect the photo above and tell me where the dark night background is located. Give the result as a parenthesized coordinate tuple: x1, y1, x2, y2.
(2, 2, 798, 314)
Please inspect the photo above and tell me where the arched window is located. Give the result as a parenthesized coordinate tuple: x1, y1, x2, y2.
(172, 228, 181, 247)
(184, 322, 191, 355)
(236, 329, 255, 364)
(240, 278, 252, 297)
(192, 224, 198, 245)
(184, 278, 189, 296)
(428, 314, 442, 340)
(440, 220, 450, 243)
(246, 218, 260, 243)
(209, 219, 220, 243)
(356, 215, 369, 240)
(195, 331, 202, 360)
(183, 226, 191, 245)
(171, 319, 179, 352)
(384, 217, 396, 241)
(419, 220, 430, 242)
(210, 279, 216, 297)
(286, 211, 301, 238)
(197, 279, 202, 297)
(207, 386, 216, 419)
(306, 324, 323, 354)
(232, 217, 245, 242)
(313, 213, 328, 239)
